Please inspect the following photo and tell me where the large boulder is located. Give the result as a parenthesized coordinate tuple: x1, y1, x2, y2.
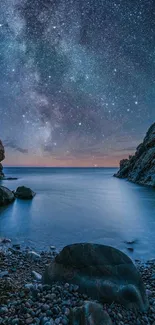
(43, 243, 148, 312)
(70, 301, 112, 325)
(114, 123, 155, 187)
(14, 186, 36, 199)
(0, 186, 15, 206)
(0, 163, 4, 179)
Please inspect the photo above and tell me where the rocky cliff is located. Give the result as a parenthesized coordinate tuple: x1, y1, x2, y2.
(114, 123, 155, 187)
(0, 140, 5, 179)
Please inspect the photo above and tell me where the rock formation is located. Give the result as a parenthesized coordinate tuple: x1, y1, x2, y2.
(114, 123, 155, 187)
(14, 186, 36, 199)
(0, 186, 15, 206)
(70, 301, 112, 325)
(43, 243, 148, 311)
(0, 140, 5, 179)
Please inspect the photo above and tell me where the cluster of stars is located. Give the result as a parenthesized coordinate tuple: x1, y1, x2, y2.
(0, 0, 154, 166)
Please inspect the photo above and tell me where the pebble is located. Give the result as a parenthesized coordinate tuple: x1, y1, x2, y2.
(27, 251, 41, 260)
(32, 271, 42, 281)
(0, 270, 9, 278)
(0, 246, 155, 325)
(0, 307, 8, 315)
(50, 246, 56, 250)
(12, 244, 20, 250)
(1, 238, 11, 244)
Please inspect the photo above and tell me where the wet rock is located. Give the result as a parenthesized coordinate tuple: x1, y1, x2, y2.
(14, 186, 36, 199)
(0, 140, 5, 179)
(125, 239, 138, 245)
(3, 177, 18, 180)
(32, 271, 42, 281)
(50, 246, 56, 250)
(27, 251, 41, 260)
(70, 301, 112, 325)
(0, 186, 15, 206)
(127, 247, 134, 252)
(13, 244, 20, 250)
(0, 271, 9, 278)
(43, 243, 149, 311)
(1, 238, 11, 244)
(0, 306, 8, 315)
(114, 123, 155, 187)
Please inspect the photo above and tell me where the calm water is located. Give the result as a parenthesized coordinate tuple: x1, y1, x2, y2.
(0, 167, 155, 260)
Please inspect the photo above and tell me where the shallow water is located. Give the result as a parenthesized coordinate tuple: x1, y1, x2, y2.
(0, 167, 155, 260)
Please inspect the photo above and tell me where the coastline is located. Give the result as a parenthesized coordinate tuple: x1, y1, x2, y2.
(0, 242, 155, 325)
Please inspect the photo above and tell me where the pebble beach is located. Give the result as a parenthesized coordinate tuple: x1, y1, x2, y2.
(0, 241, 155, 325)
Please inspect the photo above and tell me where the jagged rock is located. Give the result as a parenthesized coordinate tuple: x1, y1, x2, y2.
(0, 186, 15, 206)
(14, 186, 36, 199)
(114, 123, 155, 187)
(43, 243, 149, 311)
(70, 301, 112, 325)
(1, 238, 11, 244)
(0, 140, 5, 179)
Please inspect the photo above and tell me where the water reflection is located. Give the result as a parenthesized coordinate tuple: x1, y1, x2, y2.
(0, 167, 155, 260)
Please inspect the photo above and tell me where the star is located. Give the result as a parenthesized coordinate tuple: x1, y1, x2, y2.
(0, 0, 154, 167)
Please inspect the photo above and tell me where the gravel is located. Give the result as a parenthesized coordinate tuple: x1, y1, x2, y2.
(0, 242, 155, 325)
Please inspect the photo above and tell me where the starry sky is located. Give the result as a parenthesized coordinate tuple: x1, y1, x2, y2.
(0, 0, 154, 167)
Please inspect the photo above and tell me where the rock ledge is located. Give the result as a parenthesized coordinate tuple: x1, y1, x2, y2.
(114, 123, 155, 187)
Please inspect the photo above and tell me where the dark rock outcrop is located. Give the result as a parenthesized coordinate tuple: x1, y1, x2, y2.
(70, 301, 112, 325)
(14, 186, 36, 199)
(0, 140, 5, 179)
(114, 123, 155, 187)
(0, 186, 15, 206)
(43, 243, 148, 311)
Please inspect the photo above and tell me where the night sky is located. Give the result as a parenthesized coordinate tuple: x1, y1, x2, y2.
(0, 0, 154, 167)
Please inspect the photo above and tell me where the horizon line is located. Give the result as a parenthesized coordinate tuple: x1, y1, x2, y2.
(3, 165, 118, 168)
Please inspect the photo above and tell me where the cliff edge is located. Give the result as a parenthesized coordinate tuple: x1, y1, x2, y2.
(114, 123, 155, 187)
(0, 140, 5, 179)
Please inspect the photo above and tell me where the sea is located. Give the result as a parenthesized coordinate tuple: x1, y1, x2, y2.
(0, 167, 155, 261)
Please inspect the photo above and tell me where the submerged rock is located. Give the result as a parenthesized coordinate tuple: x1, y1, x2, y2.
(14, 186, 36, 199)
(0, 186, 15, 206)
(114, 123, 155, 187)
(70, 301, 112, 325)
(43, 243, 149, 311)
(1, 238, 11, 244)
(3, 177, 18, 180)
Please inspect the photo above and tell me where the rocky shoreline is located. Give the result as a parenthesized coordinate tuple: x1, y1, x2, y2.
(114, 123, 155, 187)
(0, 242, 155, 325)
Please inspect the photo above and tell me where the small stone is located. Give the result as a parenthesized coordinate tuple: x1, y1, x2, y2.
(50, 246, 56, 250)
(146, 289, 152, 296)
(41, 304, 50, 312)
(28, 251, 41, 260)
(31, 271, 42, 281)
(64, 308, 70, 316)
(12, 318, 19, 324)
(46, 310, 52, 317)
(127, 247, 134, 252)
(13, 244, 20, 250)
(1, 238, 11, 243)
(0, 307, 8, 315)
(0, 270, 9, 278)
(24, 283, 34, 291)
(26, 318, 33, 324)
(44, 321, 54, 325)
